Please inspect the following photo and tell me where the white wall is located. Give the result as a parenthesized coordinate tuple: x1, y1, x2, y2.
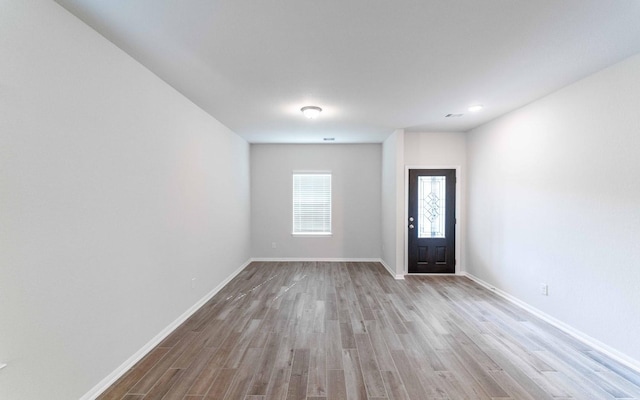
(381, 130, 405, 276)
(467, 53, 640, 366)
(0, 2, 250, 399)
(404, 131, 467, 272)
(251, 144, 381, 259)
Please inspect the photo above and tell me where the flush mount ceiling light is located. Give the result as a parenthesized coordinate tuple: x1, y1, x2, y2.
(301, 106, 322, 119)
(468, 104, 484, 112)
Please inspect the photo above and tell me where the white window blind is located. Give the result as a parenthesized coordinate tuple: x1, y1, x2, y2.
(292, 173, 332, 235)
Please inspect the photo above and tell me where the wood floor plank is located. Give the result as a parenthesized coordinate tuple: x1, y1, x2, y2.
(264, 366, 291, 400)
(222, 348, 263, 400)
(95, 262, 640, 400)
(487, 370, 541, 400)
(307, 333, 327, 397)
(206, 329, 241, 370)
(270, 327, 298, 394)
(160, 347, 216, 400)
(286, 348, 310, 400)
(527, 327, 634, 398)
(381, 370, 410, 400)
(377, 297, 408, 336)
(129, 331, 199, 395)
(313, 300, 327, 333)
(339, 322, 356, 350)
(223, 318, 261, 369)
(371, 310, 403, 352)
(434, 370, 485, 400)
(325, 299, 338, 321)
(203, 368, 237, 400)
(186, 363, 221, 397)
(354, 333, 387, 397)
(536, 350, 620, 399)
(97, 347, 170, 400)
(585, 350, 640, 388)
(479, 333, 568, 398)
(141, 368, 183, 400)
(399, 324, 446, 372)
(342, 349, 368, 400)
(327, 369, 348, 400)
(247, 332, 283, 396)
(442, 317, 503, 373)
(364, 321, 396, 372)
(389, 350, 432, 400)
(436, 350, 491, 400)
(480, 320, 556, 373)
(326, 320, 344, 370)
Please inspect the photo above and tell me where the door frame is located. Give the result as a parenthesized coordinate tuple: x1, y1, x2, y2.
(404, 165, 463, 275)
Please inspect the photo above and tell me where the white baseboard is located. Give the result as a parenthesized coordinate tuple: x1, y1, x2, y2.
(80, 259, 252, 400)
(378, 259, 404, 279)
(250, 257, 381, 262)
(463, 272, 640, 375)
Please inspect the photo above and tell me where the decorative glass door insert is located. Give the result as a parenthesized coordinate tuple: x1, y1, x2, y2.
(418, 176, 446, 238)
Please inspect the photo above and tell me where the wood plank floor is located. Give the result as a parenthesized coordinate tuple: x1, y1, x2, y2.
(98, 262, 640, 400)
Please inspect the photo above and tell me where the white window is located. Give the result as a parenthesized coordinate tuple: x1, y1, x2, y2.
(292, 172, 332, 235)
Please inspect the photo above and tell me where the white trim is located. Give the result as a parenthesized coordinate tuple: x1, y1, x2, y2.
(378, 258, 394, 276)
(404, 165, 463, 276)
(378, 259, 405, 279)
(464, 272, 640, 375)
(292, 170, 332, 174)
(290, 233, 333, 237)
(80, 259, 253, 400)
(251, 257, 381, 263)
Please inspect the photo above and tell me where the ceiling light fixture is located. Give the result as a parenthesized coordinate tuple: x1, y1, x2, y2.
(301, 106, 322, 119)
(468, 104, 484, 112)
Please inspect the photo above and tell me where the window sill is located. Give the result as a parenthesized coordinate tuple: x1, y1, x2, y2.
(291, 232, 333, 237)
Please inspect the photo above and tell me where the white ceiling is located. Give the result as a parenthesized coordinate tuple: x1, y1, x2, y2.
(55, 0, 640, 143)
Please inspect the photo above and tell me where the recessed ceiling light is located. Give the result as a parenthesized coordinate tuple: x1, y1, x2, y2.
(301, 106, 322, 119)
(468, 104, 484, 112)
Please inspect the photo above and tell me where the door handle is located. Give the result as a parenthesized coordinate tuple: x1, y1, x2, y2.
(409, 224, 414, 229)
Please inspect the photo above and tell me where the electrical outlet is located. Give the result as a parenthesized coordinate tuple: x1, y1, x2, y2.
(191, 278, 196, 289)
(540, 283, 548, 296)
(271, 242, 277, 249)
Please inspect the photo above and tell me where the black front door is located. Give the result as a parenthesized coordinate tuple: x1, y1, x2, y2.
(408, 169, 456, 273)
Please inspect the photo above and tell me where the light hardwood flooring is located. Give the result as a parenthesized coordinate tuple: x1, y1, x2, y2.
(98, 262, 640, 400)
